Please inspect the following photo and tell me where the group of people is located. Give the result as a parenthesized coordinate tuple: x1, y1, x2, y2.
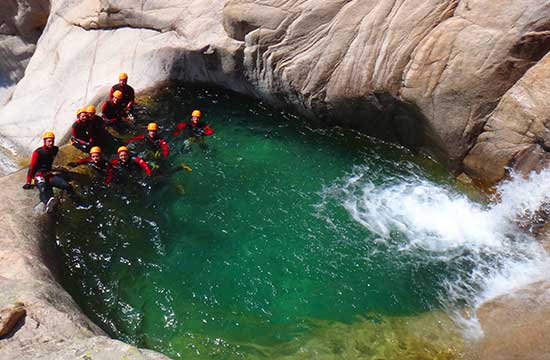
(23, 73, 215, 213)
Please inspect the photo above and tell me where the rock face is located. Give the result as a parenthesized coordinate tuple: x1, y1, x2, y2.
(0, 170, 169, 360)
(474, 280, 550, 360)
(0, 0, 549, 182)
(0, 0, 50, 105)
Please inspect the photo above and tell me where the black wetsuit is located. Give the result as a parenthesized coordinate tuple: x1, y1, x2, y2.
(26, 145, 78, 205)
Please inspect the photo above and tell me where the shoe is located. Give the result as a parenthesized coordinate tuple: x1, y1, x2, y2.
(75, 202, 92, 210)
(45, 197, 57, 213)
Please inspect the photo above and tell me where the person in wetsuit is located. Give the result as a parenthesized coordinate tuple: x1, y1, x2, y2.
(71, 108, 92, 153)
(102, 90, 131, 132)
(109, 72, 135, 114)
(67, 146, 108, 174)
(127, 122, 169, 159)
(23, 131, 87, 212)
(105, 146, 152, 185)
(86, 104, 118, 153)
(172, 109, 214, 152)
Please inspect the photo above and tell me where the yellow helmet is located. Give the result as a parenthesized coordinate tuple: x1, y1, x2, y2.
(147, 122, 158, 131)
(113, 90, 123, 99)
(42, 131, 55, 139)
(117, 146, 129, 154)
(118, 72, 128, 80)
(191, 110, 201, 118)
(76, 108, 86, 115)
(86, 105, 96, 113)
(90, 146, 102, 154)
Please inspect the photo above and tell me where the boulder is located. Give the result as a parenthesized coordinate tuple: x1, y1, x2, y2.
(0, 170, 169, 360)
(474, 280, 550, 360)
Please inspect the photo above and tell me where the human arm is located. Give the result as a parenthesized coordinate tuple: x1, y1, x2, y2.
(160, 139, 169, 157)
(172, 122, 187, 137)
(25, 150, 39, 185)
(134, 156, 152, 176)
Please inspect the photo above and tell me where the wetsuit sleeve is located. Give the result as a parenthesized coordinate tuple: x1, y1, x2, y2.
(76, 157, 92, 165)
(160, 139, 169, 157)
(172, 122, 187, 137)
(109, 87, 115, 101)
(203, 125, 214, 136)
(126, 134, 145, 144)
(104, 160, 116, 185)
(134, 156, 152, 176)
(26, 150, 39, 184)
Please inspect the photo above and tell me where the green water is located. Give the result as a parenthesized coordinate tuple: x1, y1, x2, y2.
(55, 85, 464, 359)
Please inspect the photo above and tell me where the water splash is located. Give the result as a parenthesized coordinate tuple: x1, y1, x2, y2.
(323, 166, 550, 337)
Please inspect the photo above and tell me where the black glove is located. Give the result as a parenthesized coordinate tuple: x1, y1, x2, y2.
(22, 183, 34, 190)
(67, 162, 78, 168)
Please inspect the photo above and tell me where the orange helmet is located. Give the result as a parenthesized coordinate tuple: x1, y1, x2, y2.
(42, 131, 55, 139)
(76, 108, 86, 115)
(86, 105, 96, 113)
(90, 146, 102, 154)
(119, 72, 128, 80)
(112, 90, 123, 99)
(191, 110, 201, 118)
(117, 146, 129, 154)
(147, 122, 158, 131)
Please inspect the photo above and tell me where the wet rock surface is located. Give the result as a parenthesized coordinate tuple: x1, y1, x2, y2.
(0, 170, 169, 359)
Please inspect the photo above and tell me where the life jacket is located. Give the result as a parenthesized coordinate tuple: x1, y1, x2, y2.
(27, 145, 59, 183)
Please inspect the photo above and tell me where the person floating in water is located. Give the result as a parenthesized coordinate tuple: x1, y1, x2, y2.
(67, 146, 108, 174)
(101, 90, 131, 132)
(105, 146, 152, 185)
(23, 131, 88, 212)
(110, 72, 135, 116)
(127, 122, 169, 160)
(172, 110, 214, 152)
(71, 108, 93, 153)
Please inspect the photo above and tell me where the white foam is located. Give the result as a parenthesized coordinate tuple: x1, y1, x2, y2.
(323, 166, 550, 338)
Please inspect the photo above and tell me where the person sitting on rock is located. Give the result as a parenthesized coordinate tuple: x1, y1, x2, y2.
(102, 90, 131, 132)
(127, 122, 169, 159)
(105, 146, 152, 185)
(67, 146, 108, 174)
(86, 104, 118, 153)
(70, 108, 92, 153)
(23, 131, 88, 212)
(172, 110, 214, 152)
(110, 72, 135, 115)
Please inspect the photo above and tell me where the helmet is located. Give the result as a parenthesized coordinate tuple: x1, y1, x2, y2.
(90, 146, 102, 154)
(76, 108, 86, 115)
(119, 72, 128, 80)
(42, 131, 55, 139)
(112, 90, 123, 99)
(117, 146, 129, 154)
(86, 105, 96, 113)
(191, 110, 201, 118)
(147, 122, 158, 131)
